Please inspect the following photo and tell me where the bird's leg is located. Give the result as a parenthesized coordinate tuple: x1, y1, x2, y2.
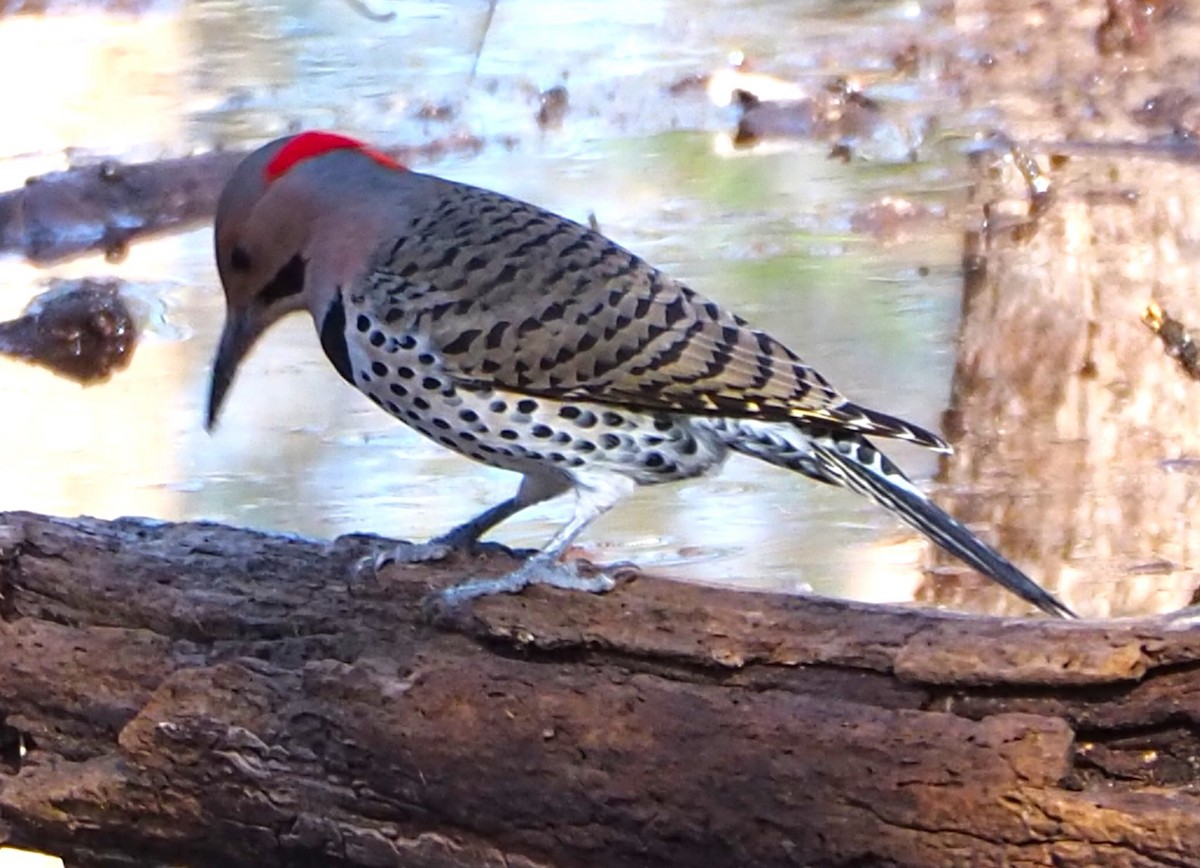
(430, 474, 636, 609)
(374, 496, 527, 567)
(374, 470, 570, 568)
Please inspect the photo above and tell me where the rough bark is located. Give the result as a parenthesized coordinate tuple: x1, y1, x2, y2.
(1, 511, 1199, 868)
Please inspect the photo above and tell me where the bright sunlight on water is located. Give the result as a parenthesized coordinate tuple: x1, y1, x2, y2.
(1, 0, 969, 607)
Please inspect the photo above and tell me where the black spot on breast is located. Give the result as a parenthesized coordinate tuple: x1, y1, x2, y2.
(413, 396, 431, 411)
(644, 451, 665, 468)
(490, 399, 507, 413)
(356, 315, 371, 333)
(500, 429, 519, 440)
(319, 290, 355, 386)
(531, 424, 552, 438)
(459, 409, 479, 423)
(602, 411, 624, 426)
(372, 362, 387, 377)
(397, 366, 415, 379)
(369, 331, 386, 348)
(516, 399, 538, 414)
(422, 376, 441, 390)
(390, 383, 408, 397)
(600, 433, 620, 449)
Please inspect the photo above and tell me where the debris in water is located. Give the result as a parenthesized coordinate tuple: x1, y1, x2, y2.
(537, 85, 570, 130)
(0, 278, 137, 384)
(1143, 301, 1200, 379)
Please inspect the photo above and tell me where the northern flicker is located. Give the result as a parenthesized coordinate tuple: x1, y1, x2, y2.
(206, 131, 1075, 618)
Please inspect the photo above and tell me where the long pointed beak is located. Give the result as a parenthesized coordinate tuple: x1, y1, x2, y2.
(206, 308, 259, 432)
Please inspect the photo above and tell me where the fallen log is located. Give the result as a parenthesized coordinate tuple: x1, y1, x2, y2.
(0, 511, 1198, 867)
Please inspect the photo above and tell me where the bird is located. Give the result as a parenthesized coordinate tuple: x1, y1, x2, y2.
(206, 130, 1075, 619)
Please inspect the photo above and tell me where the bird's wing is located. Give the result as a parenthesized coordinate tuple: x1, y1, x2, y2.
(355, 179, 946, 450)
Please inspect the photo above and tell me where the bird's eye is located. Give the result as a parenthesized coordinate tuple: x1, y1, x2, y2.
(230, 246, 252, 272)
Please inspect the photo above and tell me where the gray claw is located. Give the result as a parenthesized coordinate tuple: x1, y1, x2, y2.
(426, 556, 616, 614)
(374, 539, 455, 569)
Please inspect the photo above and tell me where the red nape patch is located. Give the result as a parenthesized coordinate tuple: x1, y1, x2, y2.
(264, 131, 405, 182)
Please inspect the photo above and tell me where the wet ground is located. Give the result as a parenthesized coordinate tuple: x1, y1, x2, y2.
(0, 0, 1030, 604)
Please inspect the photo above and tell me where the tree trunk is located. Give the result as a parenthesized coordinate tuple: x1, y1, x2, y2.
(915, 0, 1200, 618)
(1, 512, 1199, 868)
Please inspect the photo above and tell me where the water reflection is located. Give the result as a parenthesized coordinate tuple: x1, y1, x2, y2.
(1, 0, 1093, 612)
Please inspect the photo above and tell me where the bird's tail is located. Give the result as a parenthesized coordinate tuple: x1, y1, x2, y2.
(806, 433, 1075, 619)
(814, 402, 952, 454)
(714, 418, 1075, 618)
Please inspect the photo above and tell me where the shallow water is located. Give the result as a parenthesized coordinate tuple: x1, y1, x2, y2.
(1, 0, 978, 603)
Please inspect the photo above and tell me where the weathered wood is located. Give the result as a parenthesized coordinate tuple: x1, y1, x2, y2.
(1, 511, 1198, 868)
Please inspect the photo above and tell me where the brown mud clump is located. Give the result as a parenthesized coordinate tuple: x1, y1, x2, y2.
(0, 278, 137, 384)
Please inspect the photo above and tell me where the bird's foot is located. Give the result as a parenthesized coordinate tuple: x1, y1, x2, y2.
(424, 555, 616, 615)
(371, 533, 528, 571)
(375, 538, 458, 568)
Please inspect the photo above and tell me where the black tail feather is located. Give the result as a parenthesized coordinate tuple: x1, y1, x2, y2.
(809, 402, 952, 453)
(810, 438, 1075, 619)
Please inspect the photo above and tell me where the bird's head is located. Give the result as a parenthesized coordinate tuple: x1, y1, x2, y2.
(206, 131, 405, 430)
